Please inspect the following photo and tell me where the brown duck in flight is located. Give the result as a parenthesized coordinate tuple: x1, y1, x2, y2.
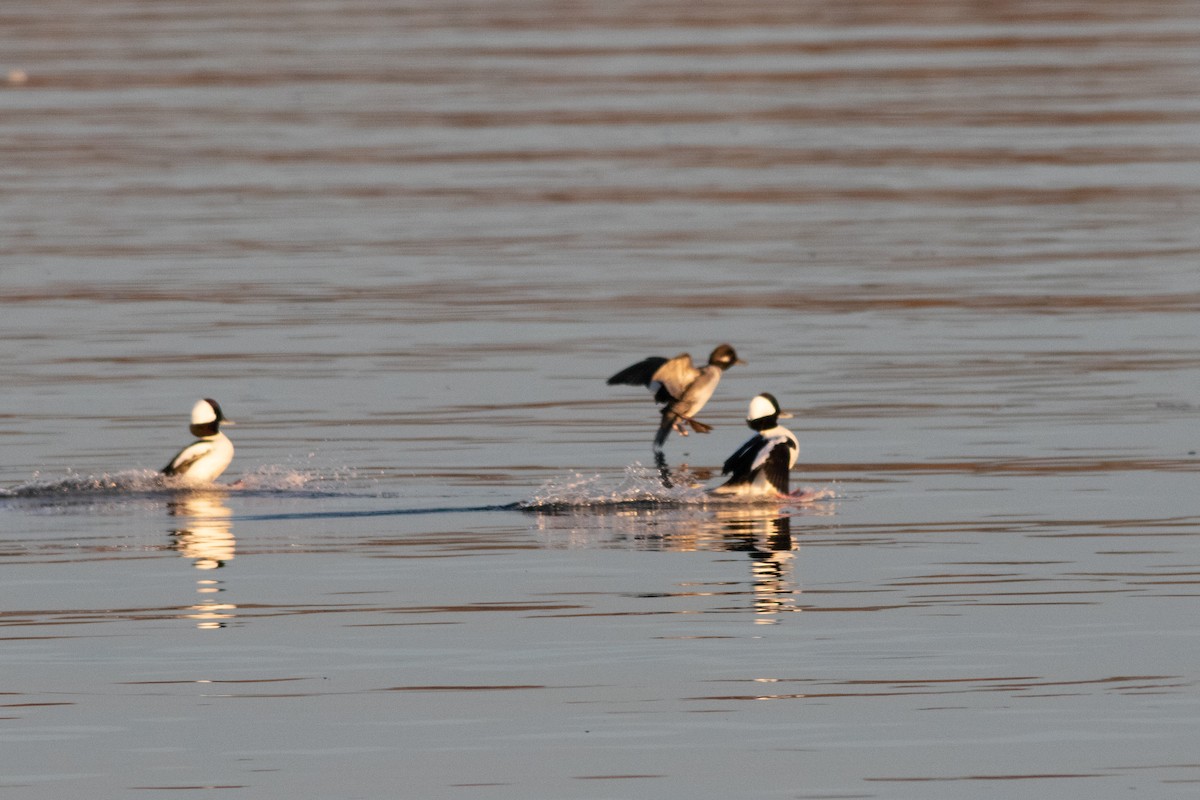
(607, 344, 744, 451)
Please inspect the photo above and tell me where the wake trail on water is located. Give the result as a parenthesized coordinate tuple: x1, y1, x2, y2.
(1, 464, 836, 518)
(224, 464, 835, 522)
(0, 464, 368, 502)
(516, 463, 837, 512)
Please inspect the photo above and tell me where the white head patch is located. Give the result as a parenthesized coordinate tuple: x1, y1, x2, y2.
(191, 399, 217, 425)
(747, 394, 777, 421)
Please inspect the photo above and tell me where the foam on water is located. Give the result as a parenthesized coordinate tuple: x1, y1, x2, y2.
(1, 463, 836, 517)
(0, 464, 363, 502)
(0, 468, 169, 498)
(520, 463, 837, 511)
(232, 464, 365, 494)
(521, 463, 708, 509)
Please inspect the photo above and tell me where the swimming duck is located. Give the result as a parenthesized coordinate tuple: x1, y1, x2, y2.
(162, 398, 234, 484)
(607, 344, 744, 450)
(711, 393, 798, 497)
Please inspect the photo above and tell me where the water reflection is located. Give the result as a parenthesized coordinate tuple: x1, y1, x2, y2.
(169, 493, 235, 569)
(536, 505, 815, 622)
(712, 509, 797, 622)
(167, 492, 237, 629)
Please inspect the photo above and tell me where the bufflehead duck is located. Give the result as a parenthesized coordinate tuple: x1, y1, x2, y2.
(711, 393, 798, 497)
(162, 398, 235, 484)
(607, 344, 744, 451)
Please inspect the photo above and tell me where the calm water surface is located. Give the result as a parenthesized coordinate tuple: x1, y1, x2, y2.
(1, 1, 1199, 797)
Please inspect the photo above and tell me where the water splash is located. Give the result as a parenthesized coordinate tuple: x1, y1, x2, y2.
(521, 463, 708, 510)
(0, 465, 365, 501)
(783, 486, 839, 506)
(520, 464, 839, 511)
(0, 468, 169, 498)
(1, 464, 836, 513)
(231, 464, 364, 494)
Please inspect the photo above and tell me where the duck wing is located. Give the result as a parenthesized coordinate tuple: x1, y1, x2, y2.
(163, 440, 213, 476)
(722, 435, 765, 478)
(607, 356, 669, 387)
(752, 435, 798, 494)
(649, 353, 701, 402)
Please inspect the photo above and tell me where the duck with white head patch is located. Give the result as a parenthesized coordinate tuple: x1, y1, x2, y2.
(162, 399, 235, 484)
(711, 393, 799, 498)
(607, 344, 744, 451)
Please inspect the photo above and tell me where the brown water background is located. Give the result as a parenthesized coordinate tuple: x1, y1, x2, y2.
(2, 1, 1199, 797)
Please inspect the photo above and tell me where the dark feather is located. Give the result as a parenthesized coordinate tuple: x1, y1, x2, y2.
(607, 356, 668, 387)
(163, 452, 203, 476)
(162, 441, 210, 476)
(722, 435, 765, 479)
(760, 442, 793, 494)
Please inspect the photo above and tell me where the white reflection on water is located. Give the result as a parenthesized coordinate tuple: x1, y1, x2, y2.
(168, 493, 235, 571)
(168, 492, 238, 629)
(713, 508, 800, 622)
(533, 500, 843, 623)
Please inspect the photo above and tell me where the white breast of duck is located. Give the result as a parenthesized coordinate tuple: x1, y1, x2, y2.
(164, 432, 235, 484)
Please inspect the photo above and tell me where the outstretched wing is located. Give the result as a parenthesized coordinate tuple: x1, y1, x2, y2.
(607, 356, 668, 387)
(163, 440, 214, 476)
(650, 353, 700, 402)
(722, 435, 765, 478)
(758, 443, 796, 494)
(754, 437, 798, 495)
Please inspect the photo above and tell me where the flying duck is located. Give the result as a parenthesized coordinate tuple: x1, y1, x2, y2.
(607, 344, 744, 450)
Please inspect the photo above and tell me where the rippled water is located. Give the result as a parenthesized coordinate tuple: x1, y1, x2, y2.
(2, 1, 1199, 797)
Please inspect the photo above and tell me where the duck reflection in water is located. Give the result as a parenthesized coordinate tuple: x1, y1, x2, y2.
(167, 492, 237, 629)
(169, 492, 235, 569)
(535, 505, 803, 621)
(712, 508, 798, 621)
(628, 507, 799, 621)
